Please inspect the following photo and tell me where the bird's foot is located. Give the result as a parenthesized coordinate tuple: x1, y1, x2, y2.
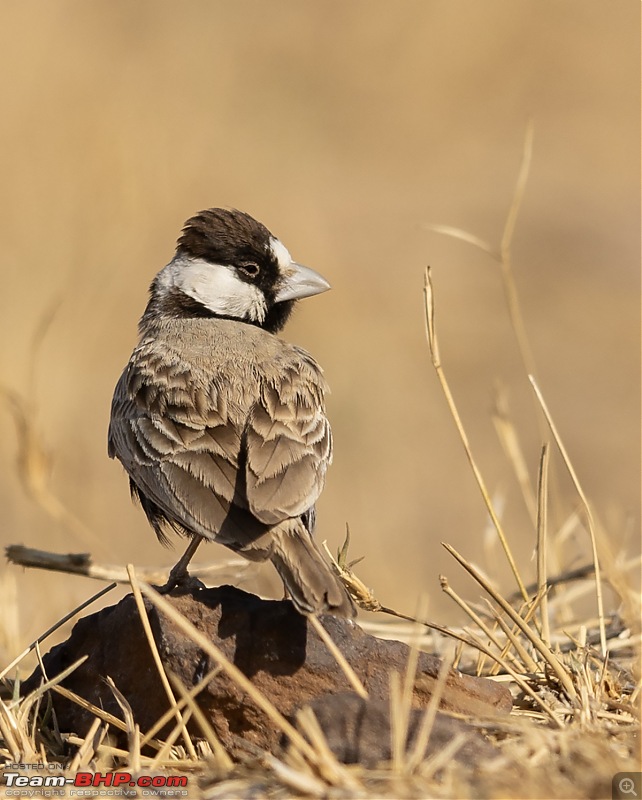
(157, 565, 205, 595)
(156, 536, 206, 594)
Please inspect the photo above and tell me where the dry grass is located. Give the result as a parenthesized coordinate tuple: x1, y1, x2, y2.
(0, 8, 639, 793)
(1, 153, 640, 795)
(0, 2, 638, 629)
(1, 519, 639, 797)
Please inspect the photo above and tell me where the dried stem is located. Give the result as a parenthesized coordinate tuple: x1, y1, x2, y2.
(442, 542, 577, 701)
(499, 120, 539, 382)
(536, 444, 551, 646)
(137, 581, 330, 772)
(307, 614, 368, 699)
(424, 267, 527, 602)
(126, 564, 196, 759)
(0, 582, 116, 681)
(529, 375, 606, 656)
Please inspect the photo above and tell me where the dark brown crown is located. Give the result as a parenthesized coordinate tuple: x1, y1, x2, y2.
(176, 208, 274, 265)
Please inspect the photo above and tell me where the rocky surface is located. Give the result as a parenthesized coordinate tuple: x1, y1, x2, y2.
(293, 690, 498, 767)
(23, 585, 511, 762)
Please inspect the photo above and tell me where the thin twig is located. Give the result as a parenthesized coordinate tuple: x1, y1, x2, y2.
(507, 563, 596, 603)
(0, 582, 116, 681)
(106, 677, 142, 770)
(421, 224, 498, 258)
(528, 375, 607, 656)
(499, 120, 539, 382)
(294, 706, 361, 789)
(442, 542, 577, 701)
(536, 444, 551, 646)
(307, 615, 368, 699)
(492, 386, 538, 525)
(405, 655, 453, 773)
(424, 268, 528, 601)
(137, 581, 325, 769)
(5, 544, 248, 585)
(139, 665, 221, 750)
(167, 671, 233, 774)
(439, 577, 521, 670)
(68, 717, 103, 772)
(126, 564, 197, 759)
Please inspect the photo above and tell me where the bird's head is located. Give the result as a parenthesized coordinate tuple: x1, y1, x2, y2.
(143, 208, 330, 333)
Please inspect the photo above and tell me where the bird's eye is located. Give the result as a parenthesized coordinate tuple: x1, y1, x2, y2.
(238, 262, 260, 278)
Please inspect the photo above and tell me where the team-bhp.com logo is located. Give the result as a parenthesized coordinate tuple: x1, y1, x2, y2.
(3, 770, 188, 795)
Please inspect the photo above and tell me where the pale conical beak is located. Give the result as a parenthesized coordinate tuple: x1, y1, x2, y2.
(274, 262, 331, 303)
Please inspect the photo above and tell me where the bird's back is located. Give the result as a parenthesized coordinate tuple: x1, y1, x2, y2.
(107, 207, 353, 616)
(108, 316, 332, 550)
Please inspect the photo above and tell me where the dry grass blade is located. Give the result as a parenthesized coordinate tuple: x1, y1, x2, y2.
(536, 444, 551, 646)
(389, 671, 405, 770)
(424, 123, 539, 386)
(147, 706, 193, 769)
(126, 564, 196, 758)
(68, 717, 105, 772)
(487, 592, 548, 677)
(498, 119, 539, 382)
(359, 585, 564, 726)
(405, 655, 453, 773)
(64, 735, 159, 767)
(0, 581, 116, 681)
(137, 580, 324, 769)
(264, 750, 328, 798)
(492, 386, 538, 524)
(139, 665, 221, 749)
(167, 671, 233, 775)
(420, 223, 498, 258)
(443, 542, 577, 701)
(492, 612, 539, 675)
(529, 375, 607, 656)
(294, 706, 361, 789)
(507, 564, 596, 604)
(49, 683, 176, 751)
(393, 605, 427, 770)
(420, 730, 469, 781)
(307, 614, 367, 699)
(439, 577, 528, 672)
(327, 540, 528, 669)
(424, 267, 527, 602)
(105, 676, 140, 771)
(17, 655, 89, 726)
(448, 628, 563, 726)
(0, 697, 39, 762)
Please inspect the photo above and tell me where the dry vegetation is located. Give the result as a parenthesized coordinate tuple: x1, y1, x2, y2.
(0, 3, 639, 798)
(1, 154, 640, 795)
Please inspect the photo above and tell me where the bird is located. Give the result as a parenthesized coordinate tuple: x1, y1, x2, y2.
(108, 208, 355, 617)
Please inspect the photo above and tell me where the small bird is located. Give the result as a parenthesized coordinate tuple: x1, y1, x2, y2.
(108, 208, 355, 617)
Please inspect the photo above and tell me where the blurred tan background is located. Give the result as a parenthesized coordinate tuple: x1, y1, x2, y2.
(0, 1, 639, 664)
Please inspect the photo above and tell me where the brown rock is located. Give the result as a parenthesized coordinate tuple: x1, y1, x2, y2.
(23, 585, 511, 759)
(293, 691, 498, 767)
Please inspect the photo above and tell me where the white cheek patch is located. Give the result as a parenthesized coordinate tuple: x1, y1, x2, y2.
(158, 256, 267, 323)
(269, 237, 293, 274)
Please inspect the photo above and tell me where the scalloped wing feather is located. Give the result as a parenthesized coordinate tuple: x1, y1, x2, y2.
(245, 360, 332, 525)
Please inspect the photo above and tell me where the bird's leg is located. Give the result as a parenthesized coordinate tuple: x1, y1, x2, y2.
(161, 536, 205, 593)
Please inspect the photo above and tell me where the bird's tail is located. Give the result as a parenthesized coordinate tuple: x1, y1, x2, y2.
(270, 520, 356, 617)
